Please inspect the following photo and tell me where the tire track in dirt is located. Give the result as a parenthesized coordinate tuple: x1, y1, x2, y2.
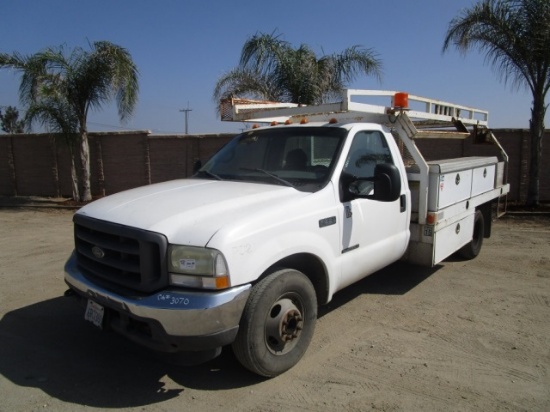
(527, 293, 550, 307)
(220, 301, 387, 411)
(2, 212, 550, 411)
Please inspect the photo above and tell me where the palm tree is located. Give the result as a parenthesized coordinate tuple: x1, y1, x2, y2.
(214, 32, 382, 106)
(443, 0, 550, 207)
(0, 106, 25, 133)
(0, 41, 139, 201)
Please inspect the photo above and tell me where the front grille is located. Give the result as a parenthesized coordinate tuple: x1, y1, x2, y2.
(74, 214, 168, 293)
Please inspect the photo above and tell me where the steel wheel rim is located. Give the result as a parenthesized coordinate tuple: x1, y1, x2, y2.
(265, 295, 304, 355)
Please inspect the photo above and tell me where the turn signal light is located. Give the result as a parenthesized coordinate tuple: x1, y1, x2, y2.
(215, 276, 230, 289)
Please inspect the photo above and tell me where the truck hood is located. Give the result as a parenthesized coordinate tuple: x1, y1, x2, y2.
(76, 179, 307, 246)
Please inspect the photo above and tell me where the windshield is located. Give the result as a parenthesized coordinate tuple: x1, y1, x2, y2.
(196, 126, 347, 192)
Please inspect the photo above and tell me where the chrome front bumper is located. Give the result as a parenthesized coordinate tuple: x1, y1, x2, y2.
(64, 252, 251, 353)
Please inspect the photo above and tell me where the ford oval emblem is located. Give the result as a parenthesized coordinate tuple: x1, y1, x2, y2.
(92, 246, 105, 259)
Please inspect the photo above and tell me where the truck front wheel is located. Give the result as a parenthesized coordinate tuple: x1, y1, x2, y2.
(232, 268, 317, 377)
(459, 210, 484, 259)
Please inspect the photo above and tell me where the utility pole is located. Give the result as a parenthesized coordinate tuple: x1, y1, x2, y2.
(180, 102, 192, 135)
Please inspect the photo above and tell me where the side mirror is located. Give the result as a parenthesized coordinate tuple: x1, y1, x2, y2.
(343, 163, 401, 202)
(370, 163, 401, 201)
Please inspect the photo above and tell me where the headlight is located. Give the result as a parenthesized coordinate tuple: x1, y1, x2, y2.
(168, 245, 230, 290)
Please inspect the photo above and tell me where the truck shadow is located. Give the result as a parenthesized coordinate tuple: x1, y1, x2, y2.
(319, 261, 441, 317)
(0, 296, 262, 408)
(0, 261, 438, 408)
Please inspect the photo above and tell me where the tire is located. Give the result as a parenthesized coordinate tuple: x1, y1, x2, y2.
(459, 210, 484, 259)
(232, 268, 317, 377)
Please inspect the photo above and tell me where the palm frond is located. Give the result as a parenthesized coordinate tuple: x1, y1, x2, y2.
(443, 0, 550, 95)
(214, 31, 382, 106)
(25, 98, 79, 146)
(213, 68, 282, 102)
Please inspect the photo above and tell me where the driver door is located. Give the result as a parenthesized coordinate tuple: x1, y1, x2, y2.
(338, 130, 409, 290)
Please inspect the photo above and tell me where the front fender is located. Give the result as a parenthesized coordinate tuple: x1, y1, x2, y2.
(208, 187, 341, 300)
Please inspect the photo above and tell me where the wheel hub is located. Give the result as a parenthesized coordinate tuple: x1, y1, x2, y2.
(265, 298, 304, 354)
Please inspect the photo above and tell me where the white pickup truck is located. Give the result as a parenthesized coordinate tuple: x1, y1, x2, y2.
(64, 90, 509, 377)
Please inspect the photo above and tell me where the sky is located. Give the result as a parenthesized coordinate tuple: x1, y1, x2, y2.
(0, 0, 543, 135)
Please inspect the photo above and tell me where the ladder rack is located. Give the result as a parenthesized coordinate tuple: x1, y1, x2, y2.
(220, 89, 508, 223)
(220, 89, 489, 129)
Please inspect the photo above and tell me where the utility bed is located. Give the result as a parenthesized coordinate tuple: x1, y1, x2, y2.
(222, 89, 510, 266)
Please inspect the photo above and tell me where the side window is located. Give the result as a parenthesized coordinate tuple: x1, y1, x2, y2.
(343, 131, 393, 178)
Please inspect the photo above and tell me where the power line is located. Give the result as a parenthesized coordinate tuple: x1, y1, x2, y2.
(87, 121, 181, 134)
(88, 121, 132, 130)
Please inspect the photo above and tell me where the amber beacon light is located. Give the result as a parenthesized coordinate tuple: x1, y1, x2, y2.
(392, 92, 409, 109)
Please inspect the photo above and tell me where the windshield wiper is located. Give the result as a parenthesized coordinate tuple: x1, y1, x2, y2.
(195, 170, 223, 181)
(240, 168, 295, 188)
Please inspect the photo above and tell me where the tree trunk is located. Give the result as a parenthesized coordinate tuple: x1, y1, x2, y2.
(7, 135, 18, 196)
(70, 149, 80, 201)
(95, 137, 106, 197)
(50, 135, 61, 198)
(526, 91, 547, 207)
(79, 127, 92, 202)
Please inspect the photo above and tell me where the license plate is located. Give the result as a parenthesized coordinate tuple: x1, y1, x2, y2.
(85, 299, 104, 329)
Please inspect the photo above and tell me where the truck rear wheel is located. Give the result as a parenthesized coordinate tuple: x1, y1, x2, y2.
(232, 268, 317, 377)
(459, 210, 484, 259)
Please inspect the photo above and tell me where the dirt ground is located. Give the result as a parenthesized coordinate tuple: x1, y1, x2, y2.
(0, 208, 549, 412)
